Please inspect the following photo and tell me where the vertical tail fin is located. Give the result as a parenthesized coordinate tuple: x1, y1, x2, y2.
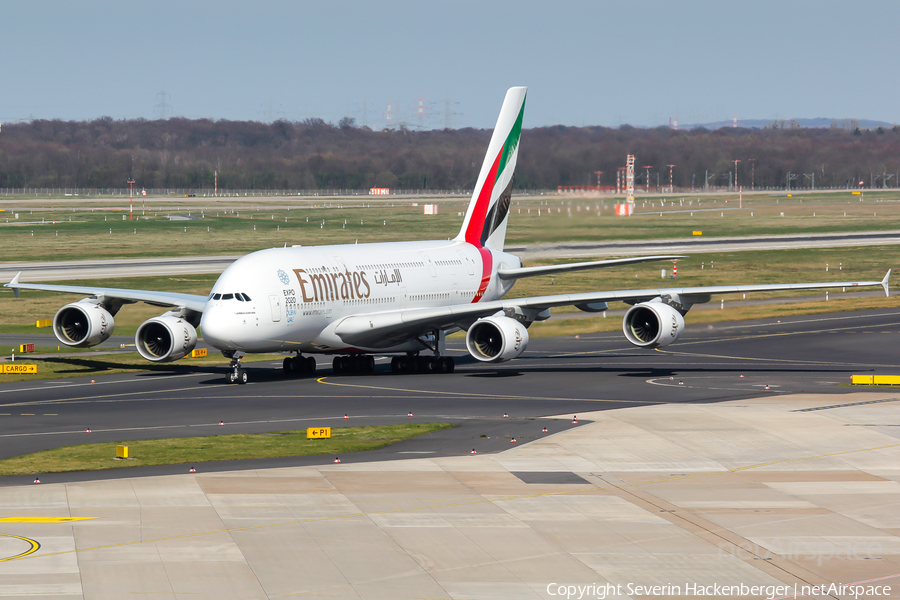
(455, 87, 526, 251)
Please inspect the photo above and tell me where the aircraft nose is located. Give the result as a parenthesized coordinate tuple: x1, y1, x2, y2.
(200, 306, 235, 350)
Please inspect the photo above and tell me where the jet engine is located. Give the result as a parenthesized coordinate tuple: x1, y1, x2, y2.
(135, 314, 198, 362)
(622, 302, 685, 348)
(465, 315, 529, 363)
(53, 300, 115, 348)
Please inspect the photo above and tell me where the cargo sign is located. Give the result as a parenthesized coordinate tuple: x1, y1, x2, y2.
(307, 427, 331, 439)
(2, 364, 38, 374)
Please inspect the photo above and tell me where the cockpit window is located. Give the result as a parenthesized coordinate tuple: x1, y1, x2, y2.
(236, 293, 244, 301)
(241, 293, 252, 301)
(213, 293, 222, 300)
(221, 293, 234, 300)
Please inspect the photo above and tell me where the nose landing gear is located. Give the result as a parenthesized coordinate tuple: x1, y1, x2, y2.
(226, 351, 248, 384)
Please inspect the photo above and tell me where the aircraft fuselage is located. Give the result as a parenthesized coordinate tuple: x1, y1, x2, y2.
(199, 239, 521, 355)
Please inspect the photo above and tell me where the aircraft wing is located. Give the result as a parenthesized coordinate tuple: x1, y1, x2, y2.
(333, 270, 890, 348)
(3, 272, 208, 312)
(497, 255, 686, 280)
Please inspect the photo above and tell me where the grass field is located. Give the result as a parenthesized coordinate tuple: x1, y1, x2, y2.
(1, 189, 899, 262)
(0, 423, 455, 476)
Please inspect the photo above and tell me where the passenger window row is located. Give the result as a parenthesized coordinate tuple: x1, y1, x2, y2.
(412, 292, 449, 301)
(209, 292, 252, 302)
(360, 262, 423, 270)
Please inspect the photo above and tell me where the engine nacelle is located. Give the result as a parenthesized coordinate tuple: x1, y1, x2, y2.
(623, 302, 685, 348)
(53, 300, 115, 348)
(465, 315, 529, 363)
(135, 314, 198, 362)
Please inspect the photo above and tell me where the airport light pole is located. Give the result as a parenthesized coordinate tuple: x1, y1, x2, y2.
(731, 160, 741, 193)
(747, 158, 756, 190)
(127, 179, 135, 221)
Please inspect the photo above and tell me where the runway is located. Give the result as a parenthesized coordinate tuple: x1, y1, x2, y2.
(1, 307, 899, 485)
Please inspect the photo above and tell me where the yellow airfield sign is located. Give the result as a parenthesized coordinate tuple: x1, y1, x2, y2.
(307, 427, 332, 439)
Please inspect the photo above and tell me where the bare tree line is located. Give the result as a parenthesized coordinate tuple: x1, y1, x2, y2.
(1, 117, 898, 192)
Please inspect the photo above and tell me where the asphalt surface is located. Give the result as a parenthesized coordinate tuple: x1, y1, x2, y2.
(1, 307, 899, 486)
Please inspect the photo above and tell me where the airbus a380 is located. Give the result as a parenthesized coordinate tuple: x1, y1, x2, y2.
(5, 87, 891, 384)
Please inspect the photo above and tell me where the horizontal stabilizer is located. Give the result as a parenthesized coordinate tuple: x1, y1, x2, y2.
(497, 255, 686, 280)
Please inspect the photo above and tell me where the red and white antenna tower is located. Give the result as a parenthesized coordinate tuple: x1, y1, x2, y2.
(666, 165, 675, 193)
(383, 101, 397, 128)
(625, 155, 635, 203)
(412, 96, 432, 129)
(127, 179, 135, 220)
(643, 165, 653, 194)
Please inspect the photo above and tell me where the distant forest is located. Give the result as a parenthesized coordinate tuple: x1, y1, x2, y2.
(2, 116, 900, 191)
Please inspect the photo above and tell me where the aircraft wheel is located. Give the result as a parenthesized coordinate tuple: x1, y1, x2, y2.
(294, 356, 309, 373)
(306, 356, 316, 373)
(446, 357, 455, 373)
(226, 371, 238, 384)
(238, 369, 248, 384)
(283, 357, 292, 374)
(436, 357, 451, 374)
(390, 357, 401, 373)
(366, 356, 375, 372)
(424, 358, 436, 373)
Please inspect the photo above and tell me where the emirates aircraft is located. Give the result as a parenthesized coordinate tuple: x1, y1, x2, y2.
(5, 87, 891, 384)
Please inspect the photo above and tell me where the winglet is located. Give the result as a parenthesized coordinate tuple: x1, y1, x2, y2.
(882, 269, 891, 297)
(6, 272, 21, 298)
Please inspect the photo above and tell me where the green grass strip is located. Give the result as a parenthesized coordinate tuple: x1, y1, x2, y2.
(0, 423, 455, 476)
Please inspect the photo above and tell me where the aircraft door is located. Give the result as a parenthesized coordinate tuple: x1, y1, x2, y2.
(420, 252, 437, 277)
(452, 283, 459, 303)
(269, 295, 282, 322)
(400, 287, 407, 309)
(458, 250, 475, 275)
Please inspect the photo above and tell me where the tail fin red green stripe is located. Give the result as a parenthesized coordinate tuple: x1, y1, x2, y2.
(455, 87, 527, 252)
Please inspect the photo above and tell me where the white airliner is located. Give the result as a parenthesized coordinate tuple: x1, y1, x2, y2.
(5, 87, 891, 384)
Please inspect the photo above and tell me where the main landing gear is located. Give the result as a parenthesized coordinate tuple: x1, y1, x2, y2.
(283, 354, 317, 376)
(225, 351, 248, 384)
(332, 355, 375, 375)
(390, 355, 455, 374)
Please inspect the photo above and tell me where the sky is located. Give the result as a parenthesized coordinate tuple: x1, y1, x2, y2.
(3, 0, 900, 129)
